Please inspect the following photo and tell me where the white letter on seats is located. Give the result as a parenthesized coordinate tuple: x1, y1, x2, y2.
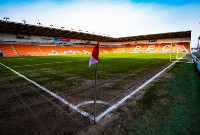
(146, 45, 155, 52)
(133, 46, 141, 51)
(162, 45, 170, 52)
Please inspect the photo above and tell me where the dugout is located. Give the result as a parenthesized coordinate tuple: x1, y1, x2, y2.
(0, 50, 3, 57)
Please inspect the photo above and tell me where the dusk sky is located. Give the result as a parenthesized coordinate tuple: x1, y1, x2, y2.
(0, 0, 199, 47)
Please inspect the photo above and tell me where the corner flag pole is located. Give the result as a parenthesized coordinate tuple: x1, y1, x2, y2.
(94, 63, 97, 124)
(89, 41, 99, 124)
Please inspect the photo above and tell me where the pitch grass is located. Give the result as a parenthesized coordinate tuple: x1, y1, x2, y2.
(0, 53, 177, 101)
(122, 62, 200, 135)
(0, 53, 174, 84)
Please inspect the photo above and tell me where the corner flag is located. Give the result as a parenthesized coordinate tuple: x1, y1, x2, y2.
(89, 42, 99, 67)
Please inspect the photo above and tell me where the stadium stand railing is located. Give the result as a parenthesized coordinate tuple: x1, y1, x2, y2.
(3, 38, 53, 44)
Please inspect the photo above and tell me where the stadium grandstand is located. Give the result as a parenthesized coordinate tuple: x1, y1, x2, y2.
(0, 20, 191, 57)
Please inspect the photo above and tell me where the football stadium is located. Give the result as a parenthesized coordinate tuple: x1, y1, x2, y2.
(0, 0, 200, 135)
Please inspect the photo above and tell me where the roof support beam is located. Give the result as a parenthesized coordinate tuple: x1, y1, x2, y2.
(2, 21, 8, 34)
(42, 28, 53, 35)
(29, 27, 40, 35)
(168, 33, 172, 38)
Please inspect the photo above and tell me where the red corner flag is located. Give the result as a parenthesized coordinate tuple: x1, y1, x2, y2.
(89, 42, 99, 67)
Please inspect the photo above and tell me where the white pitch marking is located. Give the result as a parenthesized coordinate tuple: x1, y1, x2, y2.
(186, 62, 194, 64)
(95, 60, 177, 122)
(171, 61, 184, 63)
(0, 62, 92, 119)
(75, 100, 109, 108)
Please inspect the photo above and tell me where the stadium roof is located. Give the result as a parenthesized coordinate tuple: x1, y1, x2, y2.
(0, 20, 191, 42)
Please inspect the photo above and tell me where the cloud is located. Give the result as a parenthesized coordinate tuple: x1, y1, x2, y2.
(0, 0, 199, 47)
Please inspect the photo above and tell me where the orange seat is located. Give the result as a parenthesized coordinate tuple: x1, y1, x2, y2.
(14, 44, 44, 55)
(38, 45, 63, 55)
(0, 44, 17, 56)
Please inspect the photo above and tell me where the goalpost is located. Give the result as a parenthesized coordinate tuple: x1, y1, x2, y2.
(169, 42, 190, 62)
